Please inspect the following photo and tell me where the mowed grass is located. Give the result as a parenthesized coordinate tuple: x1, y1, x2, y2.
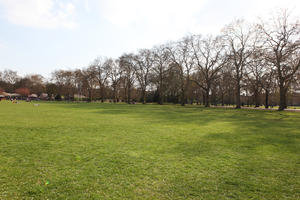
(0, 101, 299, 200)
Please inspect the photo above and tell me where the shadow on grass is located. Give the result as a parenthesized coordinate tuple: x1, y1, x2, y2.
(50, 103, 300, 160)
(55, 102, 300, 161)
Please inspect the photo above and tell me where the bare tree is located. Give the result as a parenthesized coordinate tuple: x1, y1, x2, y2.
(152, 45, 170, 104)
(245, 51, 266, 107)
(167, 36, 194, 106)
(2, 69, 19, 85)
(16, 74, 46, 95)
(51, 70, 65, 97)
(51, 70, 76, 100)
(73, 69, 84, 101)
(223, 19, 258, 108)
(91, 57, 111, 102)
(0, 69, 19, 92)
(191, 34, 228, 107)
(261, 69, 276, 109)
(107, 58, 122, 103)
(133, 49, 154, 104)
(216, 64, 236, 106)
(119, 54, 136, 104)
(258, 10, 300, 110)
(81, 67, 97, 102)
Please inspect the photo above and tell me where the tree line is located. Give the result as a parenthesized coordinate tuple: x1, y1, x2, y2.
(0, 10, 299, 111)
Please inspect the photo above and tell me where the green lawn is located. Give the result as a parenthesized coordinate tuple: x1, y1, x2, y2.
(0, 101, 299, 199)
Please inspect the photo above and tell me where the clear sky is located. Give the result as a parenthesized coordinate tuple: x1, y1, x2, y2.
(0, 0, 299, 78)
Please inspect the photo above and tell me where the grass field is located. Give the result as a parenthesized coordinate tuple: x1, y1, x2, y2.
(0, 101, 299, 199)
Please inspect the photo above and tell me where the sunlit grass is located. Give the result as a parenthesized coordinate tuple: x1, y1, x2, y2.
(0, 101, 299, 199)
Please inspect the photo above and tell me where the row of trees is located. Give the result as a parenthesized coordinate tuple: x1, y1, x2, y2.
(0, 70, 45, 96)
(1, 10, 299, 110)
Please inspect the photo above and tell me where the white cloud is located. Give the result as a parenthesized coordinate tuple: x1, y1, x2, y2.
(197, 0, 300, 34)
(98, 0, 300, 33)
(92, 0, 300, 56)
(99, 0, 206, 40)
(0, 0, 76, 29)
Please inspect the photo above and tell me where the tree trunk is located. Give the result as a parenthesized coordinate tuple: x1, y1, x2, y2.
(278, 85, 287, 111)
(235, 82, 241, 109)
(124, 84, 127, 103)
(211, 86, 217, 106)
(113, 86, 117, 103)
(185, 78, 190, 105)
(181, 94, 185, 106)
(196, 92, 200, 105)
(221, 92, 224, 106)
(88, 89, 92, 102)
(205, 89, 210, 107)
(254, 89, 259, 108)
(181, 86, 185, 106)
(142, 89, 146, 104)
(202, 93, 206, 106)
(127, 84, 131, 104)
(100, 87, 105, 103)
(265, 89, 269, 109)
(159, 76, 163, 105)
(158, 87, 163, 105)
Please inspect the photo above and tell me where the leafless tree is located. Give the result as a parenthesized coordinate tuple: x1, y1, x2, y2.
(167, 36, 194, 106)
(191, 34, 228, 107)
(261, 69, 276, 108)
(107, 58, 122, 103)
(2, 69, 19, 85)
(81, 67, 97, 102)
(18, 74, 45, 95)
(258, 10, 300, 110)
(245, 51, 267, 107)
(223, 19, 258, 108)
(0, 69, 19, 92)
(51, 70, 76, 100)
(91, 57, 111, 102)
(73, 69, 84, 101)
(133, 49, 154, 104)
(119, 54, 136, 104)
(152, 45, 171, 104)
(215, 64, 235, 106)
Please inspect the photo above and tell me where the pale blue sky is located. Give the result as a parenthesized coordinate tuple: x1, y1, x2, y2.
(0, 0, 299, 78)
